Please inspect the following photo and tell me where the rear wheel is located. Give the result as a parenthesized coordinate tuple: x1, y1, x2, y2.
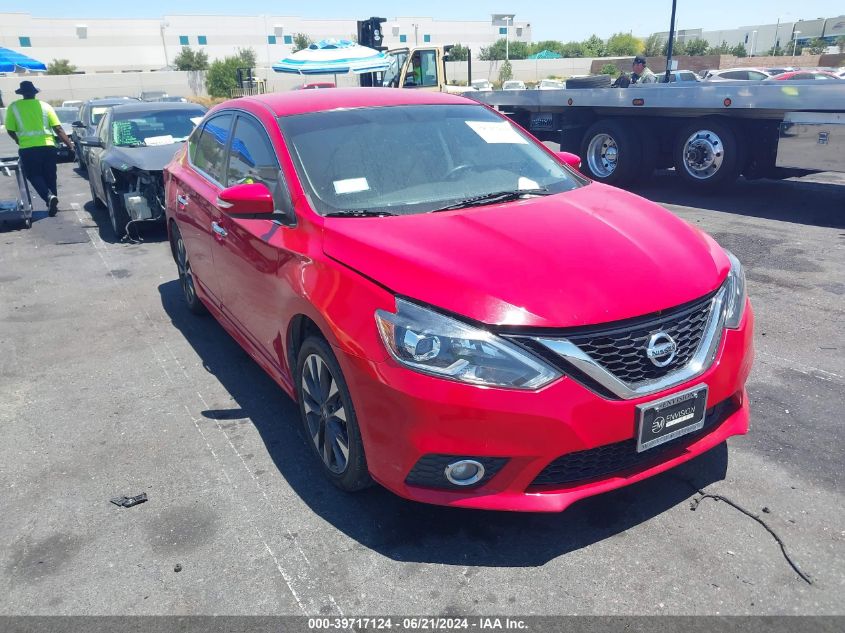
(296, 336, 371, 492)
(673, 119, 746, 190)
(171, 223, 207, 315)
(580, 120, 643, 187)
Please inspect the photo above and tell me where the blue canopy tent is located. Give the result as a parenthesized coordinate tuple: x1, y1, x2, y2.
(0, 47, 47, 73)
(273, 39, 390, 76)
(526, 50, 563, 60)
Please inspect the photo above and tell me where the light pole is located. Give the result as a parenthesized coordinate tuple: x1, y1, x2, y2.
(750, 30, 757, 56)
(504, 16, 512, 61)
(792, 31, 801, 60)
(159, 21, 170, 68)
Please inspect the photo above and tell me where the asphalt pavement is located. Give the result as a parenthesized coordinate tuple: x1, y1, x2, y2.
(1, 134, 843, 616)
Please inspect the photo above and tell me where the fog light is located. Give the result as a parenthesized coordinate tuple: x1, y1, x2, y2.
(444, 460, 485, 486)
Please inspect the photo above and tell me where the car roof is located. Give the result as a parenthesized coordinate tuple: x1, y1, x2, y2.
(84, 98, 138, 106)
(221, 88, 475, 118)
(107, 102, 206, 116)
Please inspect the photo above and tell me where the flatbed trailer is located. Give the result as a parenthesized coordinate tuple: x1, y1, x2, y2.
(469, 81, 845, 190)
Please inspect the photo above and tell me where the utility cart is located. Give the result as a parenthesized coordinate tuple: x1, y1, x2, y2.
(0, 156, 33, 230)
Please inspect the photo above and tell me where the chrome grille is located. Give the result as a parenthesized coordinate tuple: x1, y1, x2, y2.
(565, 298, 712, 384)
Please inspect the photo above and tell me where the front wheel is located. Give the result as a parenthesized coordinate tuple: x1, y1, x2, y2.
(673, 120, 746, 191)
(296, 336, 371, 492)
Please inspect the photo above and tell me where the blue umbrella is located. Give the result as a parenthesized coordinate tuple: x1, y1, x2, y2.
(0, 47, 47, 73)
(273, 39, 390, 75)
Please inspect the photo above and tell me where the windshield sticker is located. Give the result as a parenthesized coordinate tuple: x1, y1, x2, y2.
(143, 135, 175, 146)
(334, 178, 370, 195)
(465, 121, 528, 144)
(518, 177, 540, 190)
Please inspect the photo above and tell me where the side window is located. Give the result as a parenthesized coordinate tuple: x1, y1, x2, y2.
(721, 71, 743, 80)
(227, 115, 284, 209)
(748, 71, 767, 80)
(97, 113, 110, 144)
(405, 51, 438, 87)
(190, 112, 234, 185)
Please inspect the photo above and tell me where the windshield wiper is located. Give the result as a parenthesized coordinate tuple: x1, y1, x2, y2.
(324, 209, 397, 218)
(431, 188, 551, 212)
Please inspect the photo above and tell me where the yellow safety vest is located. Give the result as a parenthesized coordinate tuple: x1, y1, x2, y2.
(5, 99, 59, 150)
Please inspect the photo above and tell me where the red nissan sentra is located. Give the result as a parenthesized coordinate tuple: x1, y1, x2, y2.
(164, 89, 753, 512)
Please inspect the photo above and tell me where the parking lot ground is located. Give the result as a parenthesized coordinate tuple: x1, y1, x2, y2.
(1, 142, 843, 615)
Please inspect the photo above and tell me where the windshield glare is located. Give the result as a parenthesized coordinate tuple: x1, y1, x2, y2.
(111, 110, 205, 147)
(279, 104, 583, 216)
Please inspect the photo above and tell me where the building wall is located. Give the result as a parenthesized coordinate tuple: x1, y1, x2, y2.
(0, 12, 531, 73)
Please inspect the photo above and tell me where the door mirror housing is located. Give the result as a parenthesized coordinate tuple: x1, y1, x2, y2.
(557, 151, 582, 171)
(217, 183, 275, 216)
(80, 136, 103, 148)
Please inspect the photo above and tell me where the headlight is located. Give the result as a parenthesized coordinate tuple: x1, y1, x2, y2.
(723, 250, 747, 329)
(375, 299, 560, 389)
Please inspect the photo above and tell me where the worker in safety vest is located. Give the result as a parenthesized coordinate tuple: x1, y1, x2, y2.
(4, 81, 75, 216)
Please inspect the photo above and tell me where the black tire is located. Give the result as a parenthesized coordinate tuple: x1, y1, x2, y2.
(566, 74, 612, 89)
(171, 223, 207, 316)
(76, 144, 87, 174)
(89, 175, 105, 209)
(579, 119, 643, 187)
(296, 336, 371, 492)
(106, 186, 130, 239)
(22, 217, 32, 230)
(673, 119, 746, 191)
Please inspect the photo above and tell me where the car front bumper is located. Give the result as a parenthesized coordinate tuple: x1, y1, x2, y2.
(336, 303, 754, 512)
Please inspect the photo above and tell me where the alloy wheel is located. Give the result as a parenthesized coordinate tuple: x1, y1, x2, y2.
(300, 353, 350, 474)
(586, 133, 619, 178)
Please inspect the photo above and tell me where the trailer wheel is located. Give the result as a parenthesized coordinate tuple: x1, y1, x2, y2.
(580, 120, 642, 187)
(673, 120, 746, 190)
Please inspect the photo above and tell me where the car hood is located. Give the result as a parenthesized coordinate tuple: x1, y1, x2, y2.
(105, 143, 184, 172)
(322, 183, 730, 328)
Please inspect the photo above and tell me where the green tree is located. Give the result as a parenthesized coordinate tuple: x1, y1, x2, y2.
(605, 32, 643, 56)
(206, 49, 258, 98)
(46, 59, 76, 75)
(173, 47, 209, 71)
(766, 45, 785, 56)
(599, 63, 620, 77)
(837, 36, 845, 53)
(292, 33, 312, 53)
(685, 38, 709, 56)
(447, 43, 470, 61)
(663, 38, 687, 56)
(581, 35, 606, 57)
(805, 38, 829, 55)
(642, 34, 664, 57)
(730, 43, 748, 57)
(498, 59, 513, 82)
(559, 41, 585, 58)
(708, 40, 732, 55)
(478, 38, 530, 60)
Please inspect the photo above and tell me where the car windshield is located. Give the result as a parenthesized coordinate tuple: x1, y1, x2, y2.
(54, 108, 78, 124)
(111, 109, 205, 147)
(278, 104, 584, 217)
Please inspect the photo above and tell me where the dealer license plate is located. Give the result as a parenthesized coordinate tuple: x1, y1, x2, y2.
(636, 385, 708, 453)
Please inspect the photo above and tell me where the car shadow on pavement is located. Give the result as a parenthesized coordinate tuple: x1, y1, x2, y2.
(82, 200, 168, 245)
(160, 279, 728, 567)
(629, 172, 845, 229)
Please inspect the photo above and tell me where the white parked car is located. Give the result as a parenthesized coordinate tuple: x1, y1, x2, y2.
(61, 100, 83, 108)
(471, 79, 493, 91)
(702, 68, 772, 81)
(501, 80, 526, 90)
(537, 79, 565, 90)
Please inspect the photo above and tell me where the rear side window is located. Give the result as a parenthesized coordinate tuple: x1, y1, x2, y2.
(721, 71, 745, 80)
(190, 113, 234, 185)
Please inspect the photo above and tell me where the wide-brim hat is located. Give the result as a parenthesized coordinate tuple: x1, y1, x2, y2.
(15, 80, 39, 95)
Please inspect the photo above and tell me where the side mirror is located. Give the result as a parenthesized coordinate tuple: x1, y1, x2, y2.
(216, 183, 275, 216)
(72, 120, 85, 128)
(80, 136, 103, 148)
(557, 151, 582, 171)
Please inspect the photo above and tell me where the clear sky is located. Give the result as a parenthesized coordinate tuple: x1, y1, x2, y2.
(8, 1, 844, 42)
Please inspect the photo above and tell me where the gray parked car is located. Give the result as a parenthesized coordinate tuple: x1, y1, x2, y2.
(72, 98, 138, 173)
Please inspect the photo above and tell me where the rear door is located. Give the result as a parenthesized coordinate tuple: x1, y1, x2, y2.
(89, 112, 111, 203)
(171, 111, 235, 307)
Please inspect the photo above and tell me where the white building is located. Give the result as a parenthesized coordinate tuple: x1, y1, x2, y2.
(0, 12, 532, 73)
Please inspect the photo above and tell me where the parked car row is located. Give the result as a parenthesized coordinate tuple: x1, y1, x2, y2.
(700, 67, 842, 81)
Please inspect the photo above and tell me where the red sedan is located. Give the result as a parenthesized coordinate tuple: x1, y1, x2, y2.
(164, 89, 753, 512)
(765, 70, 841, 81)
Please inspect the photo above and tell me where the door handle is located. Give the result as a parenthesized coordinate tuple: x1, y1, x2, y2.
(176, 194, 189, 207)
(211, 221, 228, 238)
